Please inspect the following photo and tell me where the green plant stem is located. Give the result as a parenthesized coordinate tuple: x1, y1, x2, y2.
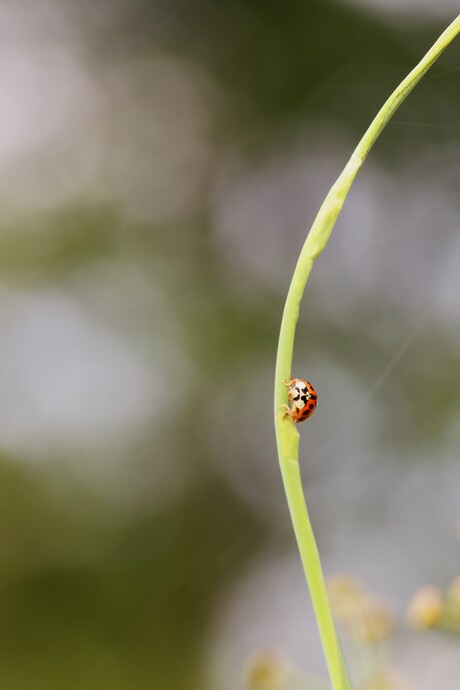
(274, 15, 460, 690)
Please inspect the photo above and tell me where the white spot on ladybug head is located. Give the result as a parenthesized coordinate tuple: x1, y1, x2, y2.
(290, 382, 304, 409)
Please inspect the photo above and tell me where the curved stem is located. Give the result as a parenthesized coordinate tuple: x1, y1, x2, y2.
(274, 15, 460, 690)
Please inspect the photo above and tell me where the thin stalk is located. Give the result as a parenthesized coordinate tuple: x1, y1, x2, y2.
(274, 15, 460, 690)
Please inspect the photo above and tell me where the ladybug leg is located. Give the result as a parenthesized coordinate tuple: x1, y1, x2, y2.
(282, 376, 295, 388)
(279, 404, 295, 421)
(283, 377, 296, 400)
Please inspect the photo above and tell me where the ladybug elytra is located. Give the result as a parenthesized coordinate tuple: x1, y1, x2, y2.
(281, 376, 318, 423)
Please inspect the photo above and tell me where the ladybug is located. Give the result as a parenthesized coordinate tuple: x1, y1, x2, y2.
(281, 377, 318, 423)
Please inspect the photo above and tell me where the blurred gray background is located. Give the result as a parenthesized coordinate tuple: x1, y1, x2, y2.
(0, 1, 458, 688)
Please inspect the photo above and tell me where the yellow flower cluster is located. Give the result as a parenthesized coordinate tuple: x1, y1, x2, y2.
(406, 586, 443, 629)
(361, 670, 412, 690)
(327, 575, 395, 643)
(244, 649, 288, 690)
(406, 578, 460, 632)
(406, 519, 460, 632)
